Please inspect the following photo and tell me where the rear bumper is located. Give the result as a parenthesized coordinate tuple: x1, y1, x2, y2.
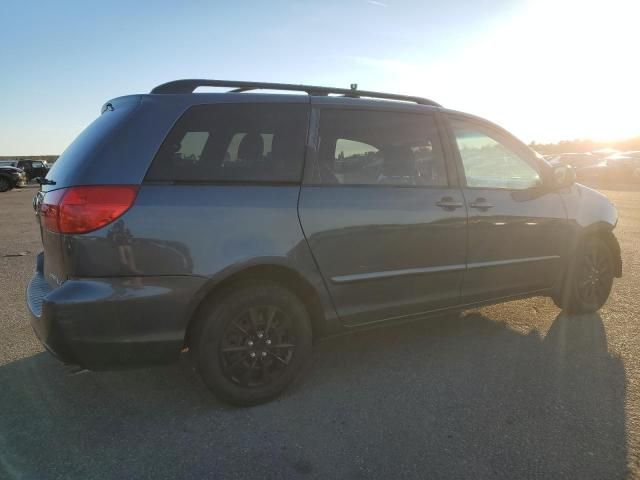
(26, 253, 205, 370)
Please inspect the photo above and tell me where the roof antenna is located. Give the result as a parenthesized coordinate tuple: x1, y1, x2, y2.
(350, 83, 358, 91)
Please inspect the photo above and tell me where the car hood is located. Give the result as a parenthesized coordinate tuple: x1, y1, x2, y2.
(607, 155, 638, 162)
(578, 161, 608, 170)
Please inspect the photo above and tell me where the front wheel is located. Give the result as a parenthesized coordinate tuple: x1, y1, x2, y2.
(554, 237, 614, 313)
(193, 282, 312, 406)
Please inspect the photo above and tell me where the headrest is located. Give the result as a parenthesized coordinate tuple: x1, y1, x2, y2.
(237, 133, 264, 162)
(382, 146, 415, 177)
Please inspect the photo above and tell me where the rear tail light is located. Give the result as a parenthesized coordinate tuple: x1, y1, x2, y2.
(40, 186, 139, 234)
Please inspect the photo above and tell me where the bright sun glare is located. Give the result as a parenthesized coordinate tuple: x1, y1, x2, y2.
(469, 0, 640, 142)
(380, 0, 640, 143)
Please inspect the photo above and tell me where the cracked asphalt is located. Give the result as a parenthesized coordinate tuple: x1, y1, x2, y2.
(1, 185, 639, 479)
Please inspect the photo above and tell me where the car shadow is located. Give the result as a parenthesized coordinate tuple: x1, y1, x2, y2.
(0, 311, 627, 479)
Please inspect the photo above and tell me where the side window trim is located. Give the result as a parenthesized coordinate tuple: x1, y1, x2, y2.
(434, 111, 462, 188)
(443, 113, 542, 191)
(303, 106, 451, 189)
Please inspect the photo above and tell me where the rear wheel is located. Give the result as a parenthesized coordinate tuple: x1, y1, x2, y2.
(0, 176, 12, 192)
(193, 282, 312, 406)
(554, 236, 614, 313)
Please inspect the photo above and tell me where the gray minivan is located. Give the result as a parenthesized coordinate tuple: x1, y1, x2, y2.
(27, 80, 622, 405)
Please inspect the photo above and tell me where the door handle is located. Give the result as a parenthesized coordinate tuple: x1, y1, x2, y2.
(469, 198, 495, 210)
(436, 197, 464, 210)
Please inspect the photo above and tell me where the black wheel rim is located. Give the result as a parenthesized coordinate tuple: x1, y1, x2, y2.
(219, 305, 297, 387)
(577, 243, 611, 305)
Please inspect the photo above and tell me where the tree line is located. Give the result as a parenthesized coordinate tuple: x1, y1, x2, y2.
(530, 136, 640, 155)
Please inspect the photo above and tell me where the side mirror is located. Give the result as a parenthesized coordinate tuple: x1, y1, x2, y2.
(551, 164, 576, 188)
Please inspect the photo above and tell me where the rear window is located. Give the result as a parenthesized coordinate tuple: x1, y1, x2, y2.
(146, 103, 309, 183)
(45, 95, 141, 188)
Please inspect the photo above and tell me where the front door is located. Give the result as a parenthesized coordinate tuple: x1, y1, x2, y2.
(299, 105, 467, 326)
(444, 115, 569, 303)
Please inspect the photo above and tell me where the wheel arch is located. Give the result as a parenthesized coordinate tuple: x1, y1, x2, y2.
(183, 262, 340, 348)
(580, 222, 622, 278)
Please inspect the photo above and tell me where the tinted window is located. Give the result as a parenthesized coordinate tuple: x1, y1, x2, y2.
(146, 104, 308, 183)
(176, 132, 210, 163)
(225, 133, 273, 164)
(308, 109, 447, 187)
(450, 119, 541, 190)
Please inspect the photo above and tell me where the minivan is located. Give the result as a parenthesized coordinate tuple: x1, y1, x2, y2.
(27, 79, 622, 405)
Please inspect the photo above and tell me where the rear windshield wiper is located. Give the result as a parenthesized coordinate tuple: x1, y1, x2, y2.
(36, 177, 56, 185)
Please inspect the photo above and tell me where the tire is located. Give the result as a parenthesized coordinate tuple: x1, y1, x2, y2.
(553, 236, 614, 313)
(193, 282, 312, 406)
(0, 176, 12, 192)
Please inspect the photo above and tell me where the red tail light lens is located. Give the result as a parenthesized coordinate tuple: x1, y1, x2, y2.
(40, 189, 66, 233)
(41, 186, 139, 234)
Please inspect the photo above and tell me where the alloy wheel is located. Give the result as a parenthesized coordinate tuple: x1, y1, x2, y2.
(219, 305, 297, 387)
(576, 242, 612, 306)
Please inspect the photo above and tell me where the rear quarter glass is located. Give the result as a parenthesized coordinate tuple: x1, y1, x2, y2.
(145, 103, 309, 183)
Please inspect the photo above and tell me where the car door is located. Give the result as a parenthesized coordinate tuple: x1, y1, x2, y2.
(443, 114, 569, 303)
(298, 103, 467, 326)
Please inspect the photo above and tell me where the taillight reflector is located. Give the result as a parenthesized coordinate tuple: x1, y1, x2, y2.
(41, 186, 139, 234)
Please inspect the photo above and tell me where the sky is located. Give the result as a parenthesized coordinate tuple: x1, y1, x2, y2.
(1, 0, 639, 155)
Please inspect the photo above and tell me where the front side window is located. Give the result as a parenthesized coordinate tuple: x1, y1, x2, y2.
(146, 103, 308, 183)
(309, 109, 447, 187)
(451, 119, 541, 190)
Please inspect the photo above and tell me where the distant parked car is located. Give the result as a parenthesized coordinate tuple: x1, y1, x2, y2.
(549, 153, 601, 169)
(0, 165, 27, 192)
(591, 148, 619, 159)
(547, 153, 608, 184)
(604, 151, 640, 181)
(0, 159, 50, 182)
(13, 159, 49, 181)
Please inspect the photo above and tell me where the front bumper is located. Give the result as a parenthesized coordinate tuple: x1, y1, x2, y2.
(12, 175, 27, 188)
(26, 253, 205, 370)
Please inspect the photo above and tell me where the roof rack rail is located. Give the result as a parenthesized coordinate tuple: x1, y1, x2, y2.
(150, 79, 441, 107)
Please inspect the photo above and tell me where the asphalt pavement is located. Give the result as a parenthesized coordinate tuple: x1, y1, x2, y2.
(1, 185, 639, 479)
